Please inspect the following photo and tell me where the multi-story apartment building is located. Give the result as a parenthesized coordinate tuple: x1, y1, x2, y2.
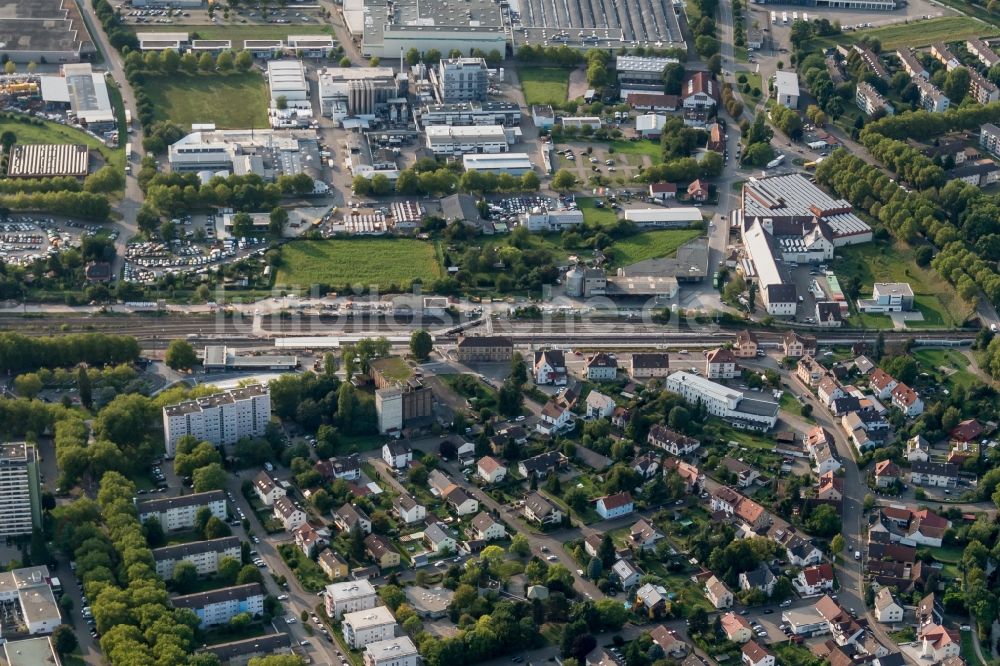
(981, 123, 1000, 157)
(325, 579, 379, 619)
(435, 58, 489, 103)
(0, 443, 41, 537)
(364, 637, 419, 666)
(153, 537, 241, 580)
(856, 82, 894, 117)
(969, 69, 1000, 104)
(915, 78, 950, 113)
(455, 336, 514, 363)
(136, 490, 227, 531)
(162, 384, 271, 458)
(665, 372, 779, 431)
(172, 583, 265, 627)
(342, 606, 397, 648)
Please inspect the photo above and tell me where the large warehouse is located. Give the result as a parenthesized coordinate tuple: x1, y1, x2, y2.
(359, 0, 507, 59)
(168, 127, 322, 181)
(6, 144, 89, 178)
(39, 63, 116, 131)
(267, 60, 310, 109)
(0, 0, 96, 64)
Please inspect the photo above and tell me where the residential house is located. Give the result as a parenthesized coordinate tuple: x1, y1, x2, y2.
(794, 563, 835, 596)
(782, 331, 816, 358)
(817, 377, 845, 408)
(721, 457, 760, 488)
(816, 472, 844, 503)
(806, 427, 841, 476)
(393, 495, 426, 525)
(854, 355, 876, 375)
(742, 641, 775, 666)
(711, 487, 743, 514)
(735, 497, 769, 530)
(584, 353, 618, 381)
(648, 183, 678, 202)
(630, 353, 670, 379)
(253, 471, 285, 506)
(682, 72, 717, 109)
(595, 492, 635, 519)
(907, 435, 931, 462)
(705, 575, 733, 608)
(273, 496, 307, 532)
(874, 588, 904, 624)
(524, 492, 562, 525)
(584, 534, 604, 559)
(797, 356, 827, 386)
(632, 453, 660, 479)
(341, 606, 397, 649)
(629, 519, 664, 551)
(424, 523, 457, 554)
(663, 457, 701, 490)
(705, 348, 738, 379)
(364, 534, 401, 569)
(647, 425, 700, 455)
(316, 454, 362, 481)
(586, 390, 616, 419)
(721, 612, 754, 643)
(910, 461, 958, 488)
(294, 523, 329, 557)
(869, 369, 898, 400)
(891, 383, 924, 417)
(917, 592, 943, 628)
(319, 549, 349, 581)
(534, 349, 567, 385)
(920, 624, 961, 662)
(334, 504, 372, 534)
(786, 536, 824, 567)
(650, 625, 688, 658)
(382, 441, 413, 469)
(444, 487, 479, 516)
(428, 469, 455, 497)
(734, 330, 759, 358)
(364, 637, 419, 666)
(874, 460, 900, 488)
(477, 456, 507, 484)
(470, 512, 506, 541)
(687, 179, 709, 202)
(613, 558, 643, 588)
(536, 400, 572, 436)
(739, 563, 777, 596)
(950, 418, 983, 443)
(518, 451, 566, 479)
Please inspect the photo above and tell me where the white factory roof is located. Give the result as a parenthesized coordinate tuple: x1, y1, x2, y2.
(426, 125, 506, 139)
(774, 70, 800, 98)
(267, 60, 308, 93)
(743, 219, 783, 288)
(39, 76, 70, 103)
(342, 605, 396, 629)
(463, 153, 532, 169)
(624, 208, 703, 224)
(325, 579, 377, 602)
(287, 34, 336, 46)
(137, 32, 188, 46)
(616, 55, 680, 72)
(743, 173, 853, 219)
(667, 371, 742, 403)
(636, 114, 667, 132)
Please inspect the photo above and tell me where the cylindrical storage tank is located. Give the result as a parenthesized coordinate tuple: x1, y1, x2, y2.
(565, 266, 584, 298)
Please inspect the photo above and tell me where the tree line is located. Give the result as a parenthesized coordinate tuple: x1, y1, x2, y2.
(0, 332, 140, 373)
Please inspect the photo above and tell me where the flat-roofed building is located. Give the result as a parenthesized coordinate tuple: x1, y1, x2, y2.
(190, 40, 232, 55)
(462, 153, 533, 175)
(2, 636, 60, 666)
(858, 282, 914, 313)
(203, 345, 298, 372)
(774, 71, 799, 108)
(154, 537, 242, 580)
(136, 490, 227, 531)
(623, 207, 703, 228)
(419, 101, 521, 127)
(0, 443, 42, 537)
(38, 63, 115, 129)
(162, 384, 271, 457)
(617, 55, 680, 97)
(173, 583, 265, 627)
(359, 0, 506, 59)
(198, 633, 293, 665)
(364, 636, 419, 666)
(244, 39, 285, 58)
(287, 34, 336, 58)
(325, 579, 379, 619)
(435, 57, 488, 103)
(0, 0, 96, 63)
(318, 66, 400, 120)
(267, 59, 309, 108)
(167, 127, 324, 179)
(0, 566, 61, 635)
(342, 605, 398, 648)
(665, 371, 778, 431)
(6, 144, 88, 178)
(425, 125, 509, 155)
(137, 32, 189, 51)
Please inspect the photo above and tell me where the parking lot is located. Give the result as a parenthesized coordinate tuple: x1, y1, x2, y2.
(0, 216, 107, 267)
(553, 144, 650, 185)
(122, 230, 267, 284)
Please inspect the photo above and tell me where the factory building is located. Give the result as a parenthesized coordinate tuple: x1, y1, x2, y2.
(318, 67, 403, 121)
(38, 63, 116, 130)
(462, 153, 533, 175)
(433, 57, 489, 103)
(617, 56, 680, 98)
(418, 101, 521, 127)
(267, 60, 310, 109)
(167, 127, 323, 181)
(6, 144, 89, 179)
(359, 0, 506, 59)
(425, 125, 510, 155)
(0, 0, 96, 63)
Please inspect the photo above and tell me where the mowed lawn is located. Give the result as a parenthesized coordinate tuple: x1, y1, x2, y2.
(0, 111, 123, 175)
(608, 229, 702, 266)
(608, 139, 664, 165)
(577, 198, 618, 227)
(276, 239, 442, 289)
(145, 73, 269, 129)
(833, 242, 970, 328)
(815, 17, 999, 50)
(129, 23, 331, 45)
(518, 67, 570, 107)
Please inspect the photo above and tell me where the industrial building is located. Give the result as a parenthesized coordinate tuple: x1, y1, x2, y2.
(0, 566, 62, 635)
(167, 127, 324, 181)
(623, 208, 703, 228)
(346, 132, 401, 180)
(190, 40, 232, 55)
(267, 60, 310, 109)
(462, 153, 533, 175)
(418, 101, 521, 127)
(359, 0, 507, 59)
(3, 637, 61, 666)
(161, 384, 271, 457)
(203, 345, 298, 372)
(318, 66, 403, 121)
(617, 56, 680, 98)
(773, 71, 800, 108)
(376, 380, 434, 435)
(244, 40, 285, 58)
(5, 144, 89, 178)
(520, 206, 584, 231)
(0, 443, 42, 537)
(752, 0, 893, 7)
(0, 0, 96, 63)
(665, 371, 778, 431)
(137, 32, 189, 51)
(425, 125, 510, 155)
(433, 57, 489, 103)
(287, 34, 336, 58)
(512, 0, 682, 48)
(39, 63, 116, 130)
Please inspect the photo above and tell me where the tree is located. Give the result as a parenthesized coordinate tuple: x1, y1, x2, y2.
(339, 56, 352, 67)
(180, 52, 198, 73)
(707, 54, 722, 75)
(193, 462, 227, 492)
(172, 560, 199, 592)
(161, 49, 181, 74)
(552, 169, 578, 191)
(510, 533, 531, 557)
(3, 61, 14, 75)
(197, 52, 215, 72)
(235, 50, 253, 71)
(165, 339, 198, 370)
(0, 130, 16, 152)
(269, 207, 289, 235)
(805, 504, 841, 537)
(667, 406, 690, 430)
(232, 212, 255, 238)
(204, 516, 231, 539)
(218, 556, 242, 584)
(405, 48, 420, 66)
(597, 534, 616, 567)
(410, 329, 433, 361)
(52, 625, 78, 655)
(275, 95, 288, 110)
(236, 564, 264, 585)
(790, 19, 813, 48)
(943, 67, 971, 104)
(831, 534, 845, 556)
(216, 50, 234, 71)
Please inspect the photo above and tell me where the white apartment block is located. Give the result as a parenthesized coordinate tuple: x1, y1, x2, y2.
(665, 371, 778, 431)
(173, 583, 265, 628)
(0, 443, 41, 537)
(364, 636, 420, 666)
(342, 606, 398, 648)
(162, 384, 271, 458)
(136, 490, 227, 531)
(425, 125, 510, 155)
(981, 123, 1000, 157)
(153, 537, 242, 580)
(325, 579, 379, 619)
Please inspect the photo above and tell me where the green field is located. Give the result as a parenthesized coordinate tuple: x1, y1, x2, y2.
(129, 23, 332, 45)
(577, 198, 619, 227)
(0, 113, 124, 177)
(914, 349, 979, 392)
(833, 242, 970, 329)
(814, 17, 1000, 50)
(608, 140, 664, 165)
(276, 239, 442, 290)
(145, 73, 270, 129)
(607, 229, 702, 266)
(518, 67, 571, 107)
